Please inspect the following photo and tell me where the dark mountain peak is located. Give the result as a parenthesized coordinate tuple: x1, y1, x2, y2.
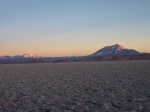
(114, 44, 122, 46)
(114, 44, 124, 48)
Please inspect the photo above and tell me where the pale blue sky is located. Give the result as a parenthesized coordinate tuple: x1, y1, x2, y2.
(0, 0, 150, 56)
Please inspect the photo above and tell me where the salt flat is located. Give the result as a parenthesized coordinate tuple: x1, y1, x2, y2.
(0, 61, 150, 112)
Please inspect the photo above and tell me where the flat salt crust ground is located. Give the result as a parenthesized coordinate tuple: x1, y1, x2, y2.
(0, 61, 150, 112)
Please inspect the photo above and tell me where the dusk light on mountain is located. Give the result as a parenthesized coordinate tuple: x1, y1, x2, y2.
(0, 1, 150, 112)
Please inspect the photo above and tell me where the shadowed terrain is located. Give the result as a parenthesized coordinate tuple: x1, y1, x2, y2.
(0, 61, 150, 112)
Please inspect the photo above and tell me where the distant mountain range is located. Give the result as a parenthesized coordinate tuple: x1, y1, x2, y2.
(0, 44, 150, 64)
(0, 54, 40, 59)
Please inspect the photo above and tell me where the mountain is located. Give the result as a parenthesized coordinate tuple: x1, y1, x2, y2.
(91, 44, 140, 56)
(75, 44, 150, 62)
(21, 54, 40, 58)
(0, 54, 40, 59)
(0, 53, 78, 64)
(0, 44, 150, 64)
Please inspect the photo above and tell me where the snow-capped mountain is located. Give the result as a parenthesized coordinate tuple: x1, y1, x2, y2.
(91, 44, 140, 56)
(0, 44, 150, 64)
(21, 54, 39, 58)
(0, 54, 40, 59)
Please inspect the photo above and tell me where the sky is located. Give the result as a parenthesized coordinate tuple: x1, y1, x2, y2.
(0, 0, 150, 57)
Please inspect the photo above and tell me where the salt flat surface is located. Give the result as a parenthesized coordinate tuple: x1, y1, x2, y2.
(0, 61, 150, 112)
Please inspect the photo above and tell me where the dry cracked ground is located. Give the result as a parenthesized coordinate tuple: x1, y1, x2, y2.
(0, 61, 150, 112)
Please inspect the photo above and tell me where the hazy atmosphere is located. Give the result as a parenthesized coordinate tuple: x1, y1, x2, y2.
(0, 1, 150, 111)
(0, 0, 150, 56)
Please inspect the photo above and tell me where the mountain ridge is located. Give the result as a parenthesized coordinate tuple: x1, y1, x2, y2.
(91, 44, 140, 56)
(0, 44, 150, 63)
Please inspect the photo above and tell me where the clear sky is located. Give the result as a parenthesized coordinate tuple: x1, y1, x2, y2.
(0, 0, 150, 57)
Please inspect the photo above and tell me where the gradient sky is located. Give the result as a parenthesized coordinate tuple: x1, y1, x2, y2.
(0, 0, 150, 57)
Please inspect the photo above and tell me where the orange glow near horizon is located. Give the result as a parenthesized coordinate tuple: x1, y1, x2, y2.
(1, 1, 150, 57)
(1, 32, 150, 57)
(1, 40, 150, 57)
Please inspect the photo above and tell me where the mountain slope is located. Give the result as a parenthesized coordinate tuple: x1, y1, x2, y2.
(91, 44, 140, 56)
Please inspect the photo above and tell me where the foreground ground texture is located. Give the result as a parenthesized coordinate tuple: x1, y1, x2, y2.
(0, 61, 150, 112)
